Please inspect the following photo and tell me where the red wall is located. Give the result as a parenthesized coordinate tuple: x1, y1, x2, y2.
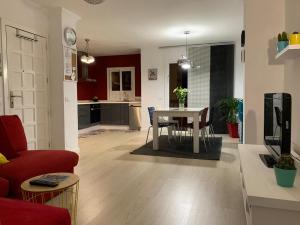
(77, 54, 141, 100)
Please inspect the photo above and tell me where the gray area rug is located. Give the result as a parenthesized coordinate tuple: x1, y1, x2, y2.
(131, 136, 222, 160)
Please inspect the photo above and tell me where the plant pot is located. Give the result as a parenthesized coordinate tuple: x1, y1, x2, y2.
(227, 123, 239, 138)
(178, 100, 185, 109)
(274, 166, 297, 188)
(277, 41, 288, 52)
(289, 33, 300, 45)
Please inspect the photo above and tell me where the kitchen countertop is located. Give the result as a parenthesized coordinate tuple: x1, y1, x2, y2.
(78, 100, 141, 105)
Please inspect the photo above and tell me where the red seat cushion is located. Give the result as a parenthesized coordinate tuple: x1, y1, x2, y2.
(0, 197, 71, 225)
(0, 115, 27, 159)
(0, 177, 9, 197)
(0, 150, 79, 198)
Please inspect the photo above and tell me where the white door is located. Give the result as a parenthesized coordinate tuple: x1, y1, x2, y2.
(4, 26, 49, 150)
(107, 67, 135, 101)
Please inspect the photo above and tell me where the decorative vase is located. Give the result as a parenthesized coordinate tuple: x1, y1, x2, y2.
(289, 33, 300, 45)
(178, 99, 185, 109)
(277, 41, 288, 52)
(274, 166, 297, 188)
(227, 123, 239, 138)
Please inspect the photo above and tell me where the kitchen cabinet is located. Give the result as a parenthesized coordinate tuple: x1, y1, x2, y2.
(78, 102, 130, 130)
(78, 105, 90, 129)
(100, 103, 129, 125)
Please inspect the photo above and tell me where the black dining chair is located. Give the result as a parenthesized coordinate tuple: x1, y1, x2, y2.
(146, 107, 177, 144)
(206, 107, 215, 138)
(274, 106, 282, 137)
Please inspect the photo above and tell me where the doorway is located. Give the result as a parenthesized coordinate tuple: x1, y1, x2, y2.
(169, 63, 187, 107)
(3, 25, 49, 149)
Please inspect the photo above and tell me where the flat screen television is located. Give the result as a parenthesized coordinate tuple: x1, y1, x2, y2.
(264, 93, 291, 160)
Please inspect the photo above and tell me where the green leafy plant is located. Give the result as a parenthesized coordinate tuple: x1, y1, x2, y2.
(278, 32, 289, 42)
(217, 97, 241, 123)
(276, 155, 296, 170)
(281, 32, 289, 41)
(278, 33, 282, 42)
(173, 86, 188, 103)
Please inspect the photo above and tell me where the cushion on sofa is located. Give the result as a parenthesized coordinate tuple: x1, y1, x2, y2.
(0, 153, 9, 164)
(0, 177, 9, 197)
(0, 197, 71, 225)
(0, 115, 27, 159)
(0, 150, 79, 198)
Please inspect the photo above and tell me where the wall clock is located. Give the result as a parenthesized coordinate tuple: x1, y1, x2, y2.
(64, 27, 77, 46)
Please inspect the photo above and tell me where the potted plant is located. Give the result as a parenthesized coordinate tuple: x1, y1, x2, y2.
(289, 31, 300, 45)
(218, 97, 241, 138)
(277, 32, 289, 52)
(173, 86, 188, 108)
(274, 154, 297, 187)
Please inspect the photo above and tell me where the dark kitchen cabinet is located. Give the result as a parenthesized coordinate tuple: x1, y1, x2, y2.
(78, 103, 130, 130)
(78, 105, 91, 129)
(100, 103, 129, 125)
(90, 104, 101, 124)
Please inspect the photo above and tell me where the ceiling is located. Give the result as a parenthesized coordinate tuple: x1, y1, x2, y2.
(33, 0, 244, 56)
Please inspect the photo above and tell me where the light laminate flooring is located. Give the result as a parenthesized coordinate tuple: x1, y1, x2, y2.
(76, 130, 246, 225)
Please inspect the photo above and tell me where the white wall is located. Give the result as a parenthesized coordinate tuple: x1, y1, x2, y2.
(0, 0, 49, 115)
(141, 46, 185, 129)
(244, 0, 285, 144)
(234, 42, 245, 99)
(284, 0, 300, 153)
(48, 7, 80, 152)
(0, 0, 48, 36)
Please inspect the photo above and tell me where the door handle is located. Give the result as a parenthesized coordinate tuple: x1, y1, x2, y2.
(10, 91, 22, 108)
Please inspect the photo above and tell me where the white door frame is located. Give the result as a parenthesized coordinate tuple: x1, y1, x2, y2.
(0, 19, 51, 148)
(107, 67, 135, 101)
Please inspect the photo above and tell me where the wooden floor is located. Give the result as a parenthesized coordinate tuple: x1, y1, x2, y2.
(76, 130, 246, 225)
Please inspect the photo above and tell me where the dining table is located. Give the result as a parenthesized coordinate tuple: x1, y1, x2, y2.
(152, 107, 204, 153)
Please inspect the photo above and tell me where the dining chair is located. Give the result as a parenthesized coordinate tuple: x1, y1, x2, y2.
(171, 117, 190, 142)
(188, 107, 209, 151)
(206, 107, 215, 138)
(274, 106, 282, 137)
(146, 107, 177, 144)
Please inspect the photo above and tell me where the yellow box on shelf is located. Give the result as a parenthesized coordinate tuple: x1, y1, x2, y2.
(289, 33, 300, 45)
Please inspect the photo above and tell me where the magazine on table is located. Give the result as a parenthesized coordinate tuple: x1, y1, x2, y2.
(29, 175, 69, 187)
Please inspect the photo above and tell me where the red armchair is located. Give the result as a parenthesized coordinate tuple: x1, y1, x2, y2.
(0, 197, 71, 225)
(0, 115, 79, 198)
(0, 177, 9, 197)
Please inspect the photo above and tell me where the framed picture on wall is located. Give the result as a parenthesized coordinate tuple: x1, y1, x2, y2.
(148, 68, 158, 80)
(64, 46, 77, 81)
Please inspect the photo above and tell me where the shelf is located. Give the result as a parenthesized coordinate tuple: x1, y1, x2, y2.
(276, 44, 300, 60)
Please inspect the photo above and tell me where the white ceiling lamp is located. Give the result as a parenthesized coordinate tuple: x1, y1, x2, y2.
(81, 39, 95, 64)
(83, 0, 104, 5)
(177, 31, 199, 70)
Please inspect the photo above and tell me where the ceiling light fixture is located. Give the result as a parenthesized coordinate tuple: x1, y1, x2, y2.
(83, 0, 104, 5)
(81, 39, 95, 64)
(178, 31, 195, 70)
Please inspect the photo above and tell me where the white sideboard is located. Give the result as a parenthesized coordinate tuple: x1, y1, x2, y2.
(238, 144, 300, 225)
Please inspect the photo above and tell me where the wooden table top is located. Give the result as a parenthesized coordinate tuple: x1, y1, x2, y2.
(21, 172, 79, 193)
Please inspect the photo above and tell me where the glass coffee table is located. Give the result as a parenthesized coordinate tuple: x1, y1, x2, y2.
(21, 172, 79, 225)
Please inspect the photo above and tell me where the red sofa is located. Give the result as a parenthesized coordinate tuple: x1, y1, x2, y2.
(0, 197, 71, 225)
(0, 177, 9, 197)
(0, 115, 79, 198)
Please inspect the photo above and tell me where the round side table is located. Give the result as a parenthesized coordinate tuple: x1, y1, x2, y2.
(21, 172, 79, 225)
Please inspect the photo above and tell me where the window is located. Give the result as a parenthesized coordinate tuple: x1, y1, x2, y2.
(122, 71, 132, 91)
(107, 67, 135, 101)
(111, 72, 121, 91)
